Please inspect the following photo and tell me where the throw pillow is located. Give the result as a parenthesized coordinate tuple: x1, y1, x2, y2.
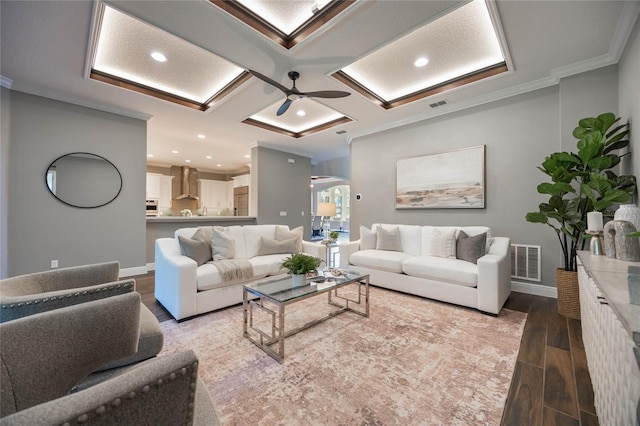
(376, 226, 403, 252)
(360, 225, 377, 250)
(275, 225, 303, 252)
(258, 237, 298, 255)
(191, 227, 213, 261)
(177, 236, 211, 266)
(210, 228, 236, 261)
(456, 231, 487, 264)
(428, 228, 457, 258)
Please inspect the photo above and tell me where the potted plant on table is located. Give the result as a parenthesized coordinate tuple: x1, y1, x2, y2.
(280, 253, 324, 286)
(329, 231, 340, 242)
(525, 113, 636, 318)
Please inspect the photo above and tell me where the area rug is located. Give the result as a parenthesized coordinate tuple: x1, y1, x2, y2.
(159, 286, 526, 425)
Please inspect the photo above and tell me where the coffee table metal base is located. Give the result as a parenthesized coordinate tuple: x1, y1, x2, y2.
(243, 277, 369, 363)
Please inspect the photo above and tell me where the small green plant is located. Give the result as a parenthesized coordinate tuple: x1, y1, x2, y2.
(329, 231, 340, 241)
(280, 253, 323, 275)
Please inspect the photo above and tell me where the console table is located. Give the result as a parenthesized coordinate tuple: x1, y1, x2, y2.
(576, 251, 640, 425)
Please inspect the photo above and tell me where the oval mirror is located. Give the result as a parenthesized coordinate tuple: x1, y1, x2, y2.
(45, 152, 122, 208)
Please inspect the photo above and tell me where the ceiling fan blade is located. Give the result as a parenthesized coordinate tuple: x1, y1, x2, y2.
(276, 99, 293, 116)
(301, 90, 351, 98)
(249, 70, 291, 94)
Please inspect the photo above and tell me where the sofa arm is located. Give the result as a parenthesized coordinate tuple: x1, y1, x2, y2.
(0, 279, 135, 323)
(302, 241, 326, 263)
(1, 350, 220, 426)
(476, 236, 512, 314)
(338, 240, 361, 269)
(154, 238, 198, 321)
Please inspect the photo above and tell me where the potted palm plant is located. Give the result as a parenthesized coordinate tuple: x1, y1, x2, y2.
(526, 112, 635, 318)
(280, 253, 323, 286)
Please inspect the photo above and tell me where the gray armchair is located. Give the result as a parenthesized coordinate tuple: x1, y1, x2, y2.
(0, 262, 163, 371)
(0, 294, 219, 425)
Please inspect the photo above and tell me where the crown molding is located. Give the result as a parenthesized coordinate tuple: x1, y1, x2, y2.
(610, 1, 640, 61)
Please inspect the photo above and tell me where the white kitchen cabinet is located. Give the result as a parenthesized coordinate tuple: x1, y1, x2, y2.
(146, 173, 160, 199)
(199, 179, 230, 210)
(232, 174, 250, 188)
(158, 175, 173, 210)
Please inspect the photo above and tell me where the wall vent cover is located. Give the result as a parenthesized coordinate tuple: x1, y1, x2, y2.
(429, 100, 448, 108)
(510, 244, 541, 282)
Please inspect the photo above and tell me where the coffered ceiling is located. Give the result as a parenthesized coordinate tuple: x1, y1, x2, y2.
(1, 1, 639, 174)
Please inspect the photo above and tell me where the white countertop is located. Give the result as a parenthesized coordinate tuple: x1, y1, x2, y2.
(146, 216, 256, 223)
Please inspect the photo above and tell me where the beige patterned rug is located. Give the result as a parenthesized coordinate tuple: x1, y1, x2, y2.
(159, 286, 526, 425)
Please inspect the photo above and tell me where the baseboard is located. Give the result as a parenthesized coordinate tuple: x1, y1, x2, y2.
(120, 265, 149, 277)
(511, 280, 558, 298)
(146, 262, 155, 272)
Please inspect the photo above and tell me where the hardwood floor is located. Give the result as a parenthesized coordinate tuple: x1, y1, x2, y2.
(134, 273, 599, 425)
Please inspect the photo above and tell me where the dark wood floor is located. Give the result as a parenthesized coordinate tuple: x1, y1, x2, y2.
(135, 272, 599, 426)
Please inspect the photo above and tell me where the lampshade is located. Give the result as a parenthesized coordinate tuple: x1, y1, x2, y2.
(317, 202, 336, 217)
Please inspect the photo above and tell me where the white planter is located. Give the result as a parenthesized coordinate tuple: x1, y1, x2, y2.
(291, 274, 307, 287)
(614, 204, 640, 231)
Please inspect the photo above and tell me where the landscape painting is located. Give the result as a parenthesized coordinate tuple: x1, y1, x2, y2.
(396, 145, 485, 209)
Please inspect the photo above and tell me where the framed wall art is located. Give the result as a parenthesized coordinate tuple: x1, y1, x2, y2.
(396, 145, 485, 209)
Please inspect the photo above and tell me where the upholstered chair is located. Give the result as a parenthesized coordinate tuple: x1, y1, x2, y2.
(0, 262, 163, 371)
(0, 293, 219, 425)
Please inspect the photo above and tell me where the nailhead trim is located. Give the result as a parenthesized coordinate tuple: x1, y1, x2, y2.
(0, 283, 134, 309)
(64, 363, 198, 424)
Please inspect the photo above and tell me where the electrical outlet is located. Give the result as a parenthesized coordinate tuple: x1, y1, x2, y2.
(301, 211, 305, 216)
(280, 211, 287, 216)
(51, 260, 58, 269)
(288, 158, 295, 163)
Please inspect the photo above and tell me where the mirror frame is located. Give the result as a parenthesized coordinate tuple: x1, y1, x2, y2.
(45, 152, 123, 208)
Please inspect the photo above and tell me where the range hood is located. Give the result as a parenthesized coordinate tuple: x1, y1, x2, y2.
(175, 166, 199, 200)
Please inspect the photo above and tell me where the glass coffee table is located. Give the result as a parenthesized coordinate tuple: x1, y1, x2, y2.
(242, 269, 369, 363)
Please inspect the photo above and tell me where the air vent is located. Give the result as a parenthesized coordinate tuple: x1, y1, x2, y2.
(336, 130, 347, 134)
(510, 244, 541, 282)
(429, 100, 448, 108)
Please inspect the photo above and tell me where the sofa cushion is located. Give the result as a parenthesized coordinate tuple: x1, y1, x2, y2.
(350, 249, 413, 273)
(177, 236, 211, 266)
(402, 256, 478, 287)
(422, 227, 457, 258)
(211, 228, 235, 261)
(258, 237, 297, 255)
(374, 224, 422, 256)
(249, 254, 290, 277)
(225, 226, 246, 259)
(360, 226, 377, 250)
(275, 225, 303, 253)
(243, 225, 278, 259)
(456, 231, 486, 264)
(376, 226, 402, 252)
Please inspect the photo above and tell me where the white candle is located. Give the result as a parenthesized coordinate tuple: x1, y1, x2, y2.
(587, 211, 603, 231)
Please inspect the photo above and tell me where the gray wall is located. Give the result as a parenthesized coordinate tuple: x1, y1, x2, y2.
(252, 146, 311, 234)
(1, 87, 10, 278)
(311, 156, 350, 180)
(350, 66, 619, 288)
(5, 91, 147, 276)
(620, 17, 640, 179)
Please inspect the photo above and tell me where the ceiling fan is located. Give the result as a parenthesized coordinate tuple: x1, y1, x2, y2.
(249, 70, 350, 116)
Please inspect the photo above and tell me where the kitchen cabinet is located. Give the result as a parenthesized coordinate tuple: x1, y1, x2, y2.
(158, 175, 173, 210)
(199, 179, 231, 211)
(146, 173, 160, 199)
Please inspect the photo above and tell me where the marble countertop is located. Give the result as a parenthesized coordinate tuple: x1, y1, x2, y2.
(577, 251, 640, 346)
(147, 216, 256, 223)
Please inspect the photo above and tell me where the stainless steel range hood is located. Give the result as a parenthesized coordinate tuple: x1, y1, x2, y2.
(175, 166, 199, 200)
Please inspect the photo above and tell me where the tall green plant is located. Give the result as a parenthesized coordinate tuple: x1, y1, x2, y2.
(526, 113, 636, 271)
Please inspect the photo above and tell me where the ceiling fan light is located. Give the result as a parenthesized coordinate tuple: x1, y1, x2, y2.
(150, 51, 167, 62)
(414, 57, 429, 67)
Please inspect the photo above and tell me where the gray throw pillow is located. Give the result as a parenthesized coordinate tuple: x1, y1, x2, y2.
(178, 236, 211, 266)
(376, 226, 403, 252)
(456, 231, 487, 264)
(191, 227, 213, 261)
(258, 237, 298, 255)
(360, 226, 377, 250)
(210, 228, 236, 261)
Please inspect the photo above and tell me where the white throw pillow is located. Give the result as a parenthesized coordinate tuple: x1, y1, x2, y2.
(376, 226, 403, 252)
(428, 228, 457, 258)
(360, 225, 377, 250)
(275, 225, 303, 252)
(211, 228, 236, 261)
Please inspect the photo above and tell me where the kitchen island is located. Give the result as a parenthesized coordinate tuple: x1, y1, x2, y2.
(146, 216, 257, 266)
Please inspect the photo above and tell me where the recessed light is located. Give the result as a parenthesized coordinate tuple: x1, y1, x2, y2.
(216, 164, 222, 167)
(147, 154, 154, 157)
(197, 134, 206, 139)
(297, 110, 306, 116)
(206, 156, 212, 159)
(244, 154, 251, 158)
(185, 160, 191, 163)
(151, 51, 167, 62)
(414, 57, 429, 67)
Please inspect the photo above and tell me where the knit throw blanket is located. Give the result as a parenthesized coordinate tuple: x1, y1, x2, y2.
(210, 259, 254, 284)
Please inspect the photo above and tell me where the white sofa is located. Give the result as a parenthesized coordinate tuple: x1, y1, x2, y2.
(339, 224, 511, 315)
(155, 224, 325, 320)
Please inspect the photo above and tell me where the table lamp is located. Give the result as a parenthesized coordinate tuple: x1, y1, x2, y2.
(317, 202, 336, 243)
